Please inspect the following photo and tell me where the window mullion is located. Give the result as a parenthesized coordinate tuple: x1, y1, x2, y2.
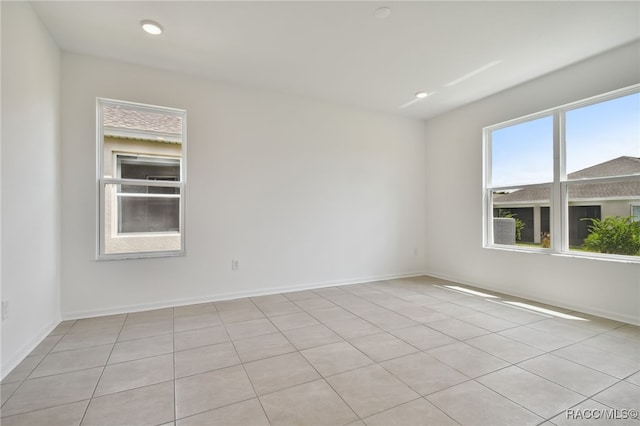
(551, 110, 563, 254)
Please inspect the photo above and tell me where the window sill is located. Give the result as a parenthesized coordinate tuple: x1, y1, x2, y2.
(484, 244, 640, 264)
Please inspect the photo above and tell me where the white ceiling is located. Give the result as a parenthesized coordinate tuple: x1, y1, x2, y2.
(32, 1, 640, 120)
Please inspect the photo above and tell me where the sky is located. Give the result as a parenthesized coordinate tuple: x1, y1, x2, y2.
(491, 92, 639, 187)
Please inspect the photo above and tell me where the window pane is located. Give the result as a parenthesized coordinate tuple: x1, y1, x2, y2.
(104, 183, 182, 255)
(566, 93, 640, 179)
(98, 99, 186, 258)
(491, 185, 551, 248)
(491, 115, 553, 187)
(567, 181, 640, 256)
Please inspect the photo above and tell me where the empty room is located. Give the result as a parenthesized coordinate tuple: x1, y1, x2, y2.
(1, 1, 639, 425)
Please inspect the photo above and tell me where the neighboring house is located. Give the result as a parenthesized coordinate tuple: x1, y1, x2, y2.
(493, 156, 640, 246)
(102, 106, 183, 254)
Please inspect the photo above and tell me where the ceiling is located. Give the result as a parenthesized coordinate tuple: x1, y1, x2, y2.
(31, 1, 640, 120)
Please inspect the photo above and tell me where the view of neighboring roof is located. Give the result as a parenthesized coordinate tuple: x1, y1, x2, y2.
(494, 156, 640, 203)
(103, 105, 182, 142)
(568, 156, 640, 179)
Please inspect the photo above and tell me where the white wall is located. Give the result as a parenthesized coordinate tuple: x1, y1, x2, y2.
(1, 2, 61, 377)
(424, 41, 640, 325)
(60, 53, 428, 318)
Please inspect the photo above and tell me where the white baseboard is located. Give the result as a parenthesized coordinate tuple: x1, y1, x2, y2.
(62, 271, 427, 320)
(1, 318, 60, 381)
(424, 270, 639, 326)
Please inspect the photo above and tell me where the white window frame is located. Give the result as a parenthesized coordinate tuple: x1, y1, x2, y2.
(97, 98, 187, 260)
(483, 84, 640, 263)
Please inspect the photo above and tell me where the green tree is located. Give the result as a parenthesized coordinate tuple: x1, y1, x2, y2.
(582, 216, 640, 256)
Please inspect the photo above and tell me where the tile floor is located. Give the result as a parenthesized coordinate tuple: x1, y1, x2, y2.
(1, 276, 639, 425)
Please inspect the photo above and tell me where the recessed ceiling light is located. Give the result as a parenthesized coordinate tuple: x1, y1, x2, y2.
(141, 20, 163, 35)
(374, 7, 392, 19)
(415, 91, 429, 99)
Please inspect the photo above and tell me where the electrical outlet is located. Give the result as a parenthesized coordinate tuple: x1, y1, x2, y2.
(231, 259, 240, 270)
(2, 300, 8, 320)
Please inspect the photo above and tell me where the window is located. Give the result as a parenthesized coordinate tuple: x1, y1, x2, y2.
(484, 85, 640, 260)
(97, 99, 186, 259)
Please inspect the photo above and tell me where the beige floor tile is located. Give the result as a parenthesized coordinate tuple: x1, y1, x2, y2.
(177, 398, 269, 426)
(391, 306, 450, 323)
(326, 364, 420, 418)
(67, 315, 125, 335)
(51, 330, 119, 352)
(175, 365, 255, 419)
(381, 352, 469, 396)
(458, 312, 519, 332)
(244, 352, 320, 395)
(83, 381, 174, 426)
(426, 317, 490, 340)
(174, 325, 229, 352)
(282, 324, 343, 350)
(215, 298, 254, 312)
(293, 297, 335, 311)
(626, 371, 640, 386)
(0, 399, 89, 426)
(174, 342, 240, 378)
(217, 307, 265, 324)
(117, 319, 174, 342)
(430, 302, 479, 318)
(29, 344, 112, 378)
(581, 334, 640, 361)
(349, 332, 418, 362)
(251, 294, 289, 306)
(1, 368, 102, 417)
(389, 325, 456, 351)
(553, 342, 640, 379)
(518, 354, 618, 396)
(363, 398, 458, 426)
(233, 332, 296, 363)
(48, 320, 77, 336)
(324, 317, 382, 340)
(499, 326, 570, 351)
(283, 289, 318, 301)
(301, 341, 373, 376)
(269, 312, 319, 331)
(607, 324, 640, 342)
(95, 353, 174, 396)
(125, 308, 174, 325)
(108, 334, 174, 364)
(358, 311, 418, 331)
(465, 333, 544, 363)
(225, 318, 278, 340)
(428, 342, 509, 378)
(260, 379, 358, 426)
(551, 399, 640, 426)
(593, 381, 640, 410)
(527, 319, 600, 342)
(478, 366, 585, 418)
(258, 301, 302, 317)
(27, 335, 63, 357)
(308, 306, 356, 322)
(1, 354, 45, 384)
(174, 313, 222, 333)
(173, 303, 216, 317)
(427, 380, 543, 426)
(483, 304, 548, 325)
(1, 382, 21, 405)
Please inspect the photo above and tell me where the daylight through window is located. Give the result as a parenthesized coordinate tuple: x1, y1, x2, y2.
(97, 99, 186, 259)
(484, 85, 640, 260)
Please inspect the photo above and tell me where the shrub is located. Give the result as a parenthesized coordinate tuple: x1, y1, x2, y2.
(582, 216, 640, 256)
(497, 210, 525, 241)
